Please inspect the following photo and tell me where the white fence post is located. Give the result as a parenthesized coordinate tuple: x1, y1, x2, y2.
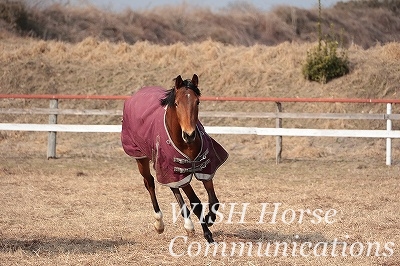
(47, 99, 58, 159)
(275, 102, 282, 164)
(386, 103, 392, 166)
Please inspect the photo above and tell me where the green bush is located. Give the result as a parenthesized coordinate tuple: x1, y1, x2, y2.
(302, 0, 350, 83)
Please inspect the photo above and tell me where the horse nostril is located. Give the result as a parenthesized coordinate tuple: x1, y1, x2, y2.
(188, 131, 196, 139)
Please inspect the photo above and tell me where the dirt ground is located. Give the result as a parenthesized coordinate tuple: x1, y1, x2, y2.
(0, 133, 399, 266)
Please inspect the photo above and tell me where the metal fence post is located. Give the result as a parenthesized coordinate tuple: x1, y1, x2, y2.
(276, 102, 282, 164)
(47, 99, 58, 159)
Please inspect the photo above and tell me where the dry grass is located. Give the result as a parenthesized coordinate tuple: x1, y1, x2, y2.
(0, 151, 399, 265)
(0, 35, 399, 162)
(1, 36, 399, 99)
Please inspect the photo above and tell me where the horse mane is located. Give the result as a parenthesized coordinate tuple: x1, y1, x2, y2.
(160, 79, 201, 107)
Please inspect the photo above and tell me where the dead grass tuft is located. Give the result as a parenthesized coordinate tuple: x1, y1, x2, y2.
(383, 42, 400, 61)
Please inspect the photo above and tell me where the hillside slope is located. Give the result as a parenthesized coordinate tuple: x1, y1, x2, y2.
(1, 0, 399, 48)
(1, 35, 399, 161)
(1, 35, 399, 101)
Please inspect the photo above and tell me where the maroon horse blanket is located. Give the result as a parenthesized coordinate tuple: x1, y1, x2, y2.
(121, 86, 229, 188)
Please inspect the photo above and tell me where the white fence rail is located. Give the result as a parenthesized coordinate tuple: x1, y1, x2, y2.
(1, 123, 399, 138)
(0, 95, 399, 165)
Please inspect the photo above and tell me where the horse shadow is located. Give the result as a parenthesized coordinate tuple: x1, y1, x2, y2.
(214, 228, 329, 243)
(0, 237, 134, 255)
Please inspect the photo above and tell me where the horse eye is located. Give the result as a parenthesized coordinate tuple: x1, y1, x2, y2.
(174, 102, 178, 107)
(197, 100, 200, 106)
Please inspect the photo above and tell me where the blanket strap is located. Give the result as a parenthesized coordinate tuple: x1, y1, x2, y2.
(174, 159, 211, 174)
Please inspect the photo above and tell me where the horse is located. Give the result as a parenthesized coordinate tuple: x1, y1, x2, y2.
(121, 74, 228, 243)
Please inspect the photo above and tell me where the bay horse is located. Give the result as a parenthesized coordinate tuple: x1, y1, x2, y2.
(121, 74, 228, 243)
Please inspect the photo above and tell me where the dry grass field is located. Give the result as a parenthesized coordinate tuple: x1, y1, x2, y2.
(1, 2, 400, 265)
(1, 146, 399, 265)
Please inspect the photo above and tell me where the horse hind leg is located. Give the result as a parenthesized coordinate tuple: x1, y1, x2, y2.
(136, 158, 164, 234)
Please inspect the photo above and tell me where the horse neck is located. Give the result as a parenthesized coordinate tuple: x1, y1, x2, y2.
(165, 106, 200, 160)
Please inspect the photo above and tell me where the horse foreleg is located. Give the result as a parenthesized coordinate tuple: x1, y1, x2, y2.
(202, 179, 220, 227)
(171, 188, 195, 236)
(181, 184, 215, 243)
(136, 158, 164, 234)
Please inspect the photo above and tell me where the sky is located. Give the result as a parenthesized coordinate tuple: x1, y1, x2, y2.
(79, 0, 342, 12)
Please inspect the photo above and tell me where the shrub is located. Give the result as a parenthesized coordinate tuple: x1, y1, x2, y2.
(0, 0, 28, 28)
(302, 34, 349, 83)
(302, 0, 350, 83)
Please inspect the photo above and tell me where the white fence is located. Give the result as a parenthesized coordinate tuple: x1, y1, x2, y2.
(0, 95, 399, 165)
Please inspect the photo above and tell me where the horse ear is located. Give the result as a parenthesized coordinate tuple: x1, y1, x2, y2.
(191, 74, 198, 87)
(175, 75, 183, 89)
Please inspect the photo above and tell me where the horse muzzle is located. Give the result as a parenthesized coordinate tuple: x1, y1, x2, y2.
(182, 130, 196, 144)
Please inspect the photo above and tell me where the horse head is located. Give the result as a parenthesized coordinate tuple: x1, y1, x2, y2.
(173, 74, 201, 144)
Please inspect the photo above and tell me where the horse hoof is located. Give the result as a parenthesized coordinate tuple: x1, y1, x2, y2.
(155, 228, 164, 234)
(153, 211, 164, 234)
(185, 228, 195, 237)
(154, 226, 164, 234)
(184, 217, 195, 236)
(154, 221, 165, 234)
